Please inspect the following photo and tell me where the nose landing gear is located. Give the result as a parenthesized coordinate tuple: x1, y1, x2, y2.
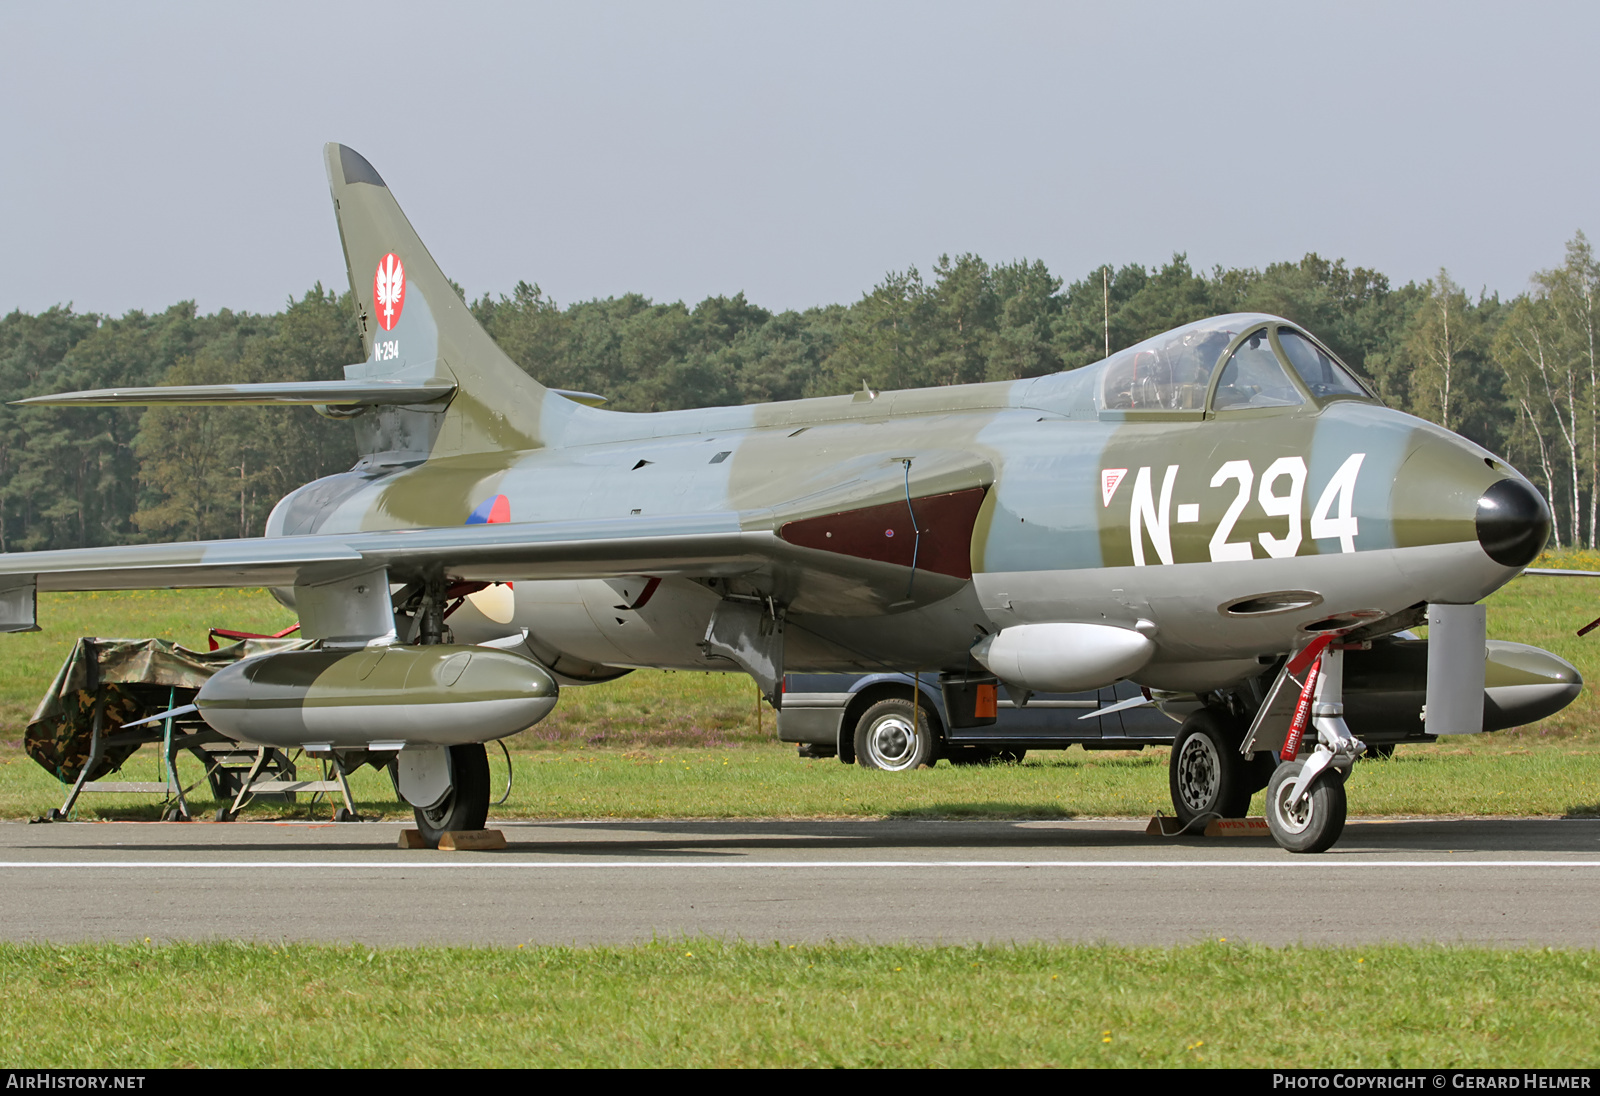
(1245, 639, 1365, 854)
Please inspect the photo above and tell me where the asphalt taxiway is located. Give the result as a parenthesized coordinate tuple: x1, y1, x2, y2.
(1, 817, 1596, 947)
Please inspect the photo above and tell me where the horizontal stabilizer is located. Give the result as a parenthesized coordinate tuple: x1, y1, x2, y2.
(14, 378, 456, 408)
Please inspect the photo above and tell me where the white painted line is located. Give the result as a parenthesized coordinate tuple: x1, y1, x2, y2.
(0, 860, 1599, 869)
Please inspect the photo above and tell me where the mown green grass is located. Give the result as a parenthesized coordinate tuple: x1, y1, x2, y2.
(2, 940, 1596, 1068)
(2, 553, 1599, 822)
(3, 573, 1598, 1070)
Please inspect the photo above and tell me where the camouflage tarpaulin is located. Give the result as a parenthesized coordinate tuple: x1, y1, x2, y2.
(25, 637, 311, 784)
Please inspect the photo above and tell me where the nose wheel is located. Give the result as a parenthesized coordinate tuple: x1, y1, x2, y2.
(1265, 758, 1347, 853)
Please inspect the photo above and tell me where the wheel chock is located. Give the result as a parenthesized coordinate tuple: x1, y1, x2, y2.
(397, 828, 508, 850)
(438, 829, 507, 851)
(1145, 815, 1271, 837)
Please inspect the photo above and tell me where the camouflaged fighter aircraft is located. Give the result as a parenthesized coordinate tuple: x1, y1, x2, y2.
(0, 144, 1579, 852)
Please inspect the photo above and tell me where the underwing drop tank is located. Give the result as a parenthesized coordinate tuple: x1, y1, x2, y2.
(196, 645, 559, 750)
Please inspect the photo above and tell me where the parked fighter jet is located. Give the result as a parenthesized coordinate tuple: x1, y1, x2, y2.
(1, 145, 1574, 851)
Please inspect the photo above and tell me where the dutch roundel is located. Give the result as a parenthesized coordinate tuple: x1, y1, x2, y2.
(467, 494, 510, 525)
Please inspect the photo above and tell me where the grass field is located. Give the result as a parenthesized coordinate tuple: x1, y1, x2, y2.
(3, 940, 1597, 1068)
(2, 557, 1600, 822)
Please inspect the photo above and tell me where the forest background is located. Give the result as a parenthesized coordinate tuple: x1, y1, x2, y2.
(1, 236, 1596, 553)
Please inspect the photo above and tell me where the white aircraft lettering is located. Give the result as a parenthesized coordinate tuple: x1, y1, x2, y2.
(1257, 456, 1307, 559)
(1310, 452, 1366, 553)
(1130, 454, 1366, 564)
(1208, 460, 1255, 563)
(1130, 464, 1179, 567)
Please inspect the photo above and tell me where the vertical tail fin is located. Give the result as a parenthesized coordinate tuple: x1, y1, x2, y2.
(324, 143, 582, 461)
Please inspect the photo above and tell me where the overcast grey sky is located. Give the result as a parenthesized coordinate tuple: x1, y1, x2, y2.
(2, 1, 1596, 318)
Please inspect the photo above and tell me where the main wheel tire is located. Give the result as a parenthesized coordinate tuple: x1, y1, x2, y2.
(1168, 709, 1254, 826)
(412, 743, 491, 844)
(853, 698, 939, 771)
(1265, 759, 1347, 854)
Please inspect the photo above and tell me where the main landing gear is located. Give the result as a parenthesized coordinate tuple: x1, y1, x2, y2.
(393, 743, 492, 847)
(1168, 708, 1273, 828)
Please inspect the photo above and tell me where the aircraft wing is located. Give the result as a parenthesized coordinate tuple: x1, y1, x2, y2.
(0, 481, 989, 630)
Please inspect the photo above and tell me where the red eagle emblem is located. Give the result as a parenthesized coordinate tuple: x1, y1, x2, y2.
(373, 253, 406, 331)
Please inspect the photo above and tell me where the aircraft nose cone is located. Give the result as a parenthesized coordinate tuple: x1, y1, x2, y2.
(1476, 478, 1551, 567)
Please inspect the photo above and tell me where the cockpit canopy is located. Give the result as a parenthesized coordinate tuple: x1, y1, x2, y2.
(1091, 314, 1374, 414)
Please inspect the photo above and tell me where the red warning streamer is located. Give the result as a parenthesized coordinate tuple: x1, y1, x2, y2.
(1280, 653, 1323, 761)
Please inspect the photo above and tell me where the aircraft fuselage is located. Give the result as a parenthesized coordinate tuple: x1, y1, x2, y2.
(269, 316, 1538, 694)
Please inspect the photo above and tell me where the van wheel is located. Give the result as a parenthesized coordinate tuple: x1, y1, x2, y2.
(854, 699, 939, 771)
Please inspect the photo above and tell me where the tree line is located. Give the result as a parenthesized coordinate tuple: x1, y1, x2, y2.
(1, 236, 1595, 550)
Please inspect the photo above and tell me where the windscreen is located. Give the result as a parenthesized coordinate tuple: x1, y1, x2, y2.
(1276, 330, 1373, 400)
(1212, 329, 1303, 410)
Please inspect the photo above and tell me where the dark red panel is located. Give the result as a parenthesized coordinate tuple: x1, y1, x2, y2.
(778, 487, 988, 579)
